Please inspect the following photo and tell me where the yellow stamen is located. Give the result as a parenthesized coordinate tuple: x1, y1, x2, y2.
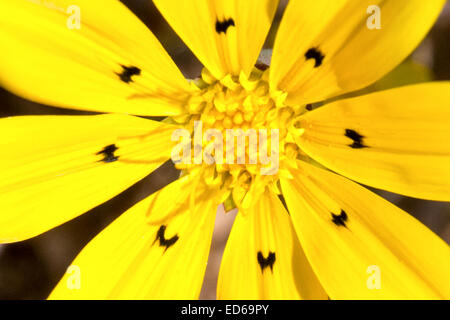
(169, 67, 307, 207)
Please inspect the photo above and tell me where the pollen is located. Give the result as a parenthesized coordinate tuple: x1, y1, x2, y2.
(168, 67, 307, 210)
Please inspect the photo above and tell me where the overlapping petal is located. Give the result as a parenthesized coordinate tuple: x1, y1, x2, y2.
(217, 188, 327, 299)
(281, 161, 450, 299)
(0, 114, 178, 242)
(49, 176, 222, 299)
(296, 82, 450, 201)
(154, 0, 278, 79)
(270, 0, 445, 104)
(0, 0, 192, 115)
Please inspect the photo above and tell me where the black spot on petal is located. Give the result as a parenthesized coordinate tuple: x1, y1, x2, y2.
(153, 225, 179, 252)
(345, 129, 367, 149)
(257, 251, 276, 272)
(331, 209, 348, 228)
(305, 48, 325, 68)
(96, 144, 119, 163)
(117, 65, 141, 83)
(215, 18, 235, 34)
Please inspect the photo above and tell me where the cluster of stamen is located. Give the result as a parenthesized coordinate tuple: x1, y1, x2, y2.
(169, 67, 304, 210)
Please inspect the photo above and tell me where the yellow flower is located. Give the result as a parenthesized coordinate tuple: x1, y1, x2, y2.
(0, 0, 449, 299)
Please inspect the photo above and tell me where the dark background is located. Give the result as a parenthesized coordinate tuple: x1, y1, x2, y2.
(0, 0, 449, 299)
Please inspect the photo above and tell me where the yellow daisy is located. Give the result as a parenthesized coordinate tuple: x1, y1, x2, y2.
(1, 0, 449, 299)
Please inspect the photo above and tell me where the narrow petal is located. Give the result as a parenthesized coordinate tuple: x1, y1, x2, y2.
(0, 0, 192, 116)
(48, 177, 221, 299)
(296, 82, 450, 201)
(217, 188, 327, 299)
(270, 0, 445, 104)
(154, 0, 278, 79)
(281, 161, 450, 299)
(0, 114, 178, 243)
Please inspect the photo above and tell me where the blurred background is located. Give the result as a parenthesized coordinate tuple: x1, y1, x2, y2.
(0, 0, 449, 299)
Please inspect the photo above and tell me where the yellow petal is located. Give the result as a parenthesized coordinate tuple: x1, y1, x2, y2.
(48, 177, 221, 299)
(328, 58, 433, 102)
(297, 82, 450, 201)
(270, 0, 445, 104)
(217, 188, 327, 299)
(153, 0, 278, 79)
(281, 161, 450, 299)
(0, 114, 178, 243)
(0, 0, 192, 116)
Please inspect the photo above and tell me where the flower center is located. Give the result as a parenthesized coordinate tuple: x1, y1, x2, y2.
(169, 67, 305, 210)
